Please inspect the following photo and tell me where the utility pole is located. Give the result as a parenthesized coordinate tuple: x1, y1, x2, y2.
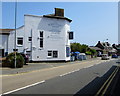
(14, 0, 17, 68)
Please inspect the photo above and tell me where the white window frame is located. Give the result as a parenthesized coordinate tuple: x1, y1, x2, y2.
(17, 37, 23, 46)
(39, 31, 44, 48)
(28, 37, 32, 42)
(47, 50, 58, 58)
(47, 50, 52, 58)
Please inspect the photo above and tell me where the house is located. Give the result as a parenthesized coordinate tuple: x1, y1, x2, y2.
(95, 41, 115, 56)
(112, 44, 120, 56)
(5, 8, 73, 61)
(0, 29, 14, 57)
(89, 46, 102, 56)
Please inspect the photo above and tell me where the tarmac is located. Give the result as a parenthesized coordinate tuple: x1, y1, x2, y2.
(0, 57, 116, 75)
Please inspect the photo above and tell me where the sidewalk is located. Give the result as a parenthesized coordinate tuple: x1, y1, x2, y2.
(0, 57, 112, 75)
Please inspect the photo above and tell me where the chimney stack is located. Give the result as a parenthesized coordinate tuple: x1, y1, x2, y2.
(55, 8, 64, 17)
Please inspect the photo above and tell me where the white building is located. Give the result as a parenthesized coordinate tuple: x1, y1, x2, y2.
(1, 8, 73, 61)
(0, 29, 14, 57)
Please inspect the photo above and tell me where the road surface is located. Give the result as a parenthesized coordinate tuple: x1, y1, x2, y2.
(2, 59, 118, 95)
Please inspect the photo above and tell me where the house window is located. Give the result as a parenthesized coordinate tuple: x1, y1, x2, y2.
(48, 51, 52, 57)
(40, 31, 43, 37)
(66, 47, 70, 57)
(53, 51, 58, 58)
(40, 31, 43, 48)
(28, 37, 32, 42)
(17, 37, 23, 45)
(40, 38, 43, 48)
(47, 50, 58, 58)
(69, 31, 73, 39)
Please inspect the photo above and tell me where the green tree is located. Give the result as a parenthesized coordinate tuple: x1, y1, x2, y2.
(80, 44, 88, 53)
(70, 42, 81, 52)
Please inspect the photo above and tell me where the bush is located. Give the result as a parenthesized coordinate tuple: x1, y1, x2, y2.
(5, 52, 25, 68)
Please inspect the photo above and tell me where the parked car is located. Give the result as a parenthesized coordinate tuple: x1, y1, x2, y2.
(112, 54, 118, 58)
(101, 54, 109, 60)
(78, 53, 87, 60)
(20, 53, 29, 65)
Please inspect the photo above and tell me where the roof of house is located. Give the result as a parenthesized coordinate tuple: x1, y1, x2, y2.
(43, 14, 72, 22)
(0, 29, 15, 35)
(89, 46, 102, 51)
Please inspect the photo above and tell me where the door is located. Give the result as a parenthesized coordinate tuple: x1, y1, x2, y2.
(0, 49, 4, 57)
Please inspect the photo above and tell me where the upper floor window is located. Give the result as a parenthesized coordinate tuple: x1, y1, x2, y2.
(17, 37, 23, 45)
(39, 31, 43, 48)
(69, 31, 73, 40)
(40, 31, 43, 38)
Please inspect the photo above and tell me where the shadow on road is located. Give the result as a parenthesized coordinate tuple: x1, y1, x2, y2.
(74, 65, 117, 96)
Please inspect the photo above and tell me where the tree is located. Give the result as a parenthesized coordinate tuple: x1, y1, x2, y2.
(71, 42, 97, 57)
(70, 42, 81, 52)
(70, 43, 88, 53)
(80, 44, 88, 53)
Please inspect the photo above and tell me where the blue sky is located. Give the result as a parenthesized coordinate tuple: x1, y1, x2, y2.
(2, 2, 118, 46)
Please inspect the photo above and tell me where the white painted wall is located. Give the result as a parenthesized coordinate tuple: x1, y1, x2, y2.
(24, 15, 71, 61)
(8, 26, 24, 54)
(7, 14, 71, 61)
(0, 34, 9, 56)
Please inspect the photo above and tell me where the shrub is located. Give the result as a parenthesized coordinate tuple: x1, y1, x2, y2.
(5, 52, 25, 68)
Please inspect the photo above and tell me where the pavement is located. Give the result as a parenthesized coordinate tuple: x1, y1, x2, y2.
(0, 57, 117, 75)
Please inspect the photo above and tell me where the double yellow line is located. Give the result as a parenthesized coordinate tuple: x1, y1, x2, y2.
(95, 66, 119, 96)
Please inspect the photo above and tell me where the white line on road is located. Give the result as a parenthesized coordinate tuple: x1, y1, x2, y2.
(2, 80, 45, 95)
(59, 69, 81, 77)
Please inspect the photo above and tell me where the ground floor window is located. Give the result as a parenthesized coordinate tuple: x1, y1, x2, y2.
(47, 50, 58, 58)
(48, 51, 52, 57)
(53, 51, 58, 58)
(17, 37, 23, 45)
(66, 47, 70, 57)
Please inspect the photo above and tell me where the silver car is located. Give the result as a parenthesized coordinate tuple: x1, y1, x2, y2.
(101, 54, 110, 60)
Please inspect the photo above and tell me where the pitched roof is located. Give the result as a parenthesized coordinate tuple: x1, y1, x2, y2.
(89, 46, 102, 50)
(43, 14, 72, 22)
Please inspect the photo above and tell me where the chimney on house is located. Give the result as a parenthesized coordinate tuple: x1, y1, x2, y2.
(55, 8, 64, 17)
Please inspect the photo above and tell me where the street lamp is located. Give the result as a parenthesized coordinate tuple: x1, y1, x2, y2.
(14, 0, 17, 68)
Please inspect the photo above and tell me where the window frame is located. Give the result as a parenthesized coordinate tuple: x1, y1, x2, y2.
(17, 37, 23, 46)
(28, 37, 32, 42)
(48, 51, 52, 57)
(53, 51, 58, 58)
(47, 50, 58, 58)
(39, 31, 44, 48)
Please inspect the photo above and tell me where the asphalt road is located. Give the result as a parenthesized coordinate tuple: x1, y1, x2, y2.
(3, 59, 118, 95)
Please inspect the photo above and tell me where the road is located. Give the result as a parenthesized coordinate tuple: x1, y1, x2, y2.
(1, 59, 118, 95)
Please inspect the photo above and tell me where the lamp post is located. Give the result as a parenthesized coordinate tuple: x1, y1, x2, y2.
(14, 0, 17, 68)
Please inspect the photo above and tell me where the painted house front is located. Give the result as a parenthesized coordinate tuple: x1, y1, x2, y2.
(0, 29, 14, 57)
(8, 8, 73, 61)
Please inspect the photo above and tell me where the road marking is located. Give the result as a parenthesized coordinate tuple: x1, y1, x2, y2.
(2, 80, 45, 95)
(84, 65, 94, 68)
(95, 67, 119, 96)
(60, 69, 81, 77)
(60, 64, 98, 77)
(60, 72, 70, 77)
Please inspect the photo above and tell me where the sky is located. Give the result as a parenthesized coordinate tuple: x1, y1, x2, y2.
(2, 2, 118, 46)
